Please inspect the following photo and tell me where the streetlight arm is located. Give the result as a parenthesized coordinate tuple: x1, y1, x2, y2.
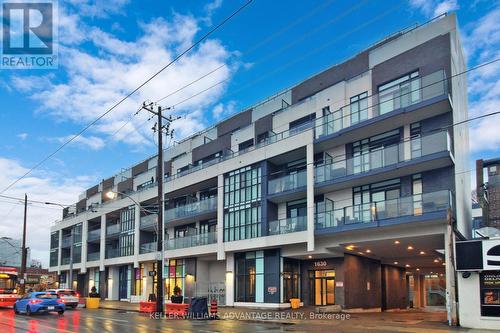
(106, 190, 158, 214)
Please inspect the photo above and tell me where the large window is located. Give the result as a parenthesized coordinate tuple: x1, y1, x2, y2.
(378, 71, 420, 115)
(350, 92, 368, 125)
(120, 206, 135, 232)
(165, 259, 184, 298)
(50, 231, 59, 249)
(119, 234, 134, 257)
(224, 165, 262, 241)
(353, 178, 401, 222)
(283, 259, 300, 302)
(235, 251, 264, 302)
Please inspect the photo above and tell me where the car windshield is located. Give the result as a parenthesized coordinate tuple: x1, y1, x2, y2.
(36, 293, 57, 299)
(58, 290, 76, 296)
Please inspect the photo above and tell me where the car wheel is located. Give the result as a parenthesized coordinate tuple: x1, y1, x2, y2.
(58, 310, 64, 315)
(26, 306, 32, 316)
(13, 304, 19, 314)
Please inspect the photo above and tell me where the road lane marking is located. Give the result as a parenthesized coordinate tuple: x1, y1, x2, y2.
(91, 316, 129, 323)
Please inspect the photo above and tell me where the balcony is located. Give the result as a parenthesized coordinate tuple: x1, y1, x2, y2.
(105, 248, 120, 259)
(87, 252, 100, 261)
(315, 130, 451, 186)
(165, 232, 217, 250)
(268, 170, 307, 195)
(165, 197, 217, 222)
(106, 224, 120, 237)
(87, 229, 101, 242)
(315, 190, 453, 233)
(315, 70, 448, 140)
(61, 236, 72, 248)
(268, 216, 307, 235)
(61, 257, 70, 265)
(140, 242, 157, 254)
(140, 214, 157, 229)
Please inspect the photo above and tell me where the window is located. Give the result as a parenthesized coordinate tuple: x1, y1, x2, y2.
(378, 71, 420, 115)
(235, 251, 264, 302)
(120, 206, 135, 232)
(224, 165, 262, 241)
(351, 129, 401, 174)
(49, 249, 58, 267)
(353, 178, 401, 222)
(410, 122, 422, 158)
(50, 232, 59, 249)
(119, 233, 134, 257)
(238, 139, 254, 152)
(289, 113, 316, 133)
(283, 259, 300, 302)
(165, 259, 184, 298)
(350, 92, 368, 125)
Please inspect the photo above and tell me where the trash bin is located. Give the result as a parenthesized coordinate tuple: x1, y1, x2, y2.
(86, 297, 100, 309)
(189, 297, 208, 319)
(290, 298, 300, 309)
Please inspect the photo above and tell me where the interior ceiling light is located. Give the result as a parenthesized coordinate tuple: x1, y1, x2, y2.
(419, 251, 425, 255)
(407, 245, 414, 250)
(394, 240, 400, 244)
(366, 249, 371, 253)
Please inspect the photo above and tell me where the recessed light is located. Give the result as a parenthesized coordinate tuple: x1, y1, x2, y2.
(416, 268, 420, 271)
(407, 246, 414, 250)
(394, 261, 399, 265)
(366, 249, 371, 253)
(394, 240, 400, 244)
(345, 245, 355, 251)
(419, 251, 425, 255)
(405, 264, 410, 267)
(358, 252, 364, 255)
(434, 259, 439, 263)
(442, 262, 446, 266)
(307, 255, 312, 259)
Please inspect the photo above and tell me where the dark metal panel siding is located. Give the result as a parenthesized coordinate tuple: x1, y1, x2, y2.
(264, 249, 280, 303)
(217, 109, 252, 137)
(76, 199, 87, 213)
(86, 185, 99, 198)
(191, 134, 231, 163)
(255, 114, 273, 137)
(117, 178, 133, 193)
(422, 166, 454, 193)
(344, 254, 381, 309)
(291, 51, 369, 104)
(132, 160, 149, 177)
(102, 177, 114, 190)
(372, 33, 451, 90)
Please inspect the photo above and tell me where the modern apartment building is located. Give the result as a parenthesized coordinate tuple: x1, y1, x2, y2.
(49, 13, 471, 311)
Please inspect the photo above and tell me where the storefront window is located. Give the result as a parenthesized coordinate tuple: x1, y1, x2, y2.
(309, 270, 335, 306)
(480, 271, 500, 317)
(235, 251, 264, 302)
(165, 259, 184, 298)
(283, 259, 300, 302)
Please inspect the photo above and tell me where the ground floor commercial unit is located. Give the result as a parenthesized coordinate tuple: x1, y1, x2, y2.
(57, 225, 447, 312)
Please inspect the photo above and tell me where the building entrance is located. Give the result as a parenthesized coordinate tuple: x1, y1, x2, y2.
(309, 270, 335, 306)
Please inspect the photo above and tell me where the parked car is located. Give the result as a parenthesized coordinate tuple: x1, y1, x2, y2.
(46, 289, 79, 309)
(13, 292, 65, 315)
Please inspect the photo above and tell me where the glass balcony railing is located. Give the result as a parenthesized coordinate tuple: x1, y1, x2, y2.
(140, 214, 157, 228)
(106, 224, 120, 236)
(61, 257, 70, 265)
(315, 190, 452, 230)
(87, 252, 100, 261)
(268, 170, 307, 195)
(316, 70, 447, 139)
(87, 229, 101, 241)
(315, 130, 451, 183)
(268, 216, 307, 235)
(140, 242, 157, 254)
(165, 197, 217, 221)
(165, 232, 217, 250)
(61, 236, 72, 248)
(105, 248, 120, 259)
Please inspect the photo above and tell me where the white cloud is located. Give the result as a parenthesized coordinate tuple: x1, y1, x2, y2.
(17, 133, 28, 141)
(211, 101, 237, 120)
(409, 0, 459, 17)
(0, 158, 91, 267)
(53, 135, 106, 151)
(11, 10, 235, 149)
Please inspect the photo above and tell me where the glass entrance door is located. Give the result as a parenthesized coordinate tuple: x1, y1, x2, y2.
(309, 270, 335, 305)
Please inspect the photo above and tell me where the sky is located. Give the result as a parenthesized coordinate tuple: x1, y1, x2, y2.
(0, 0, 498, 267)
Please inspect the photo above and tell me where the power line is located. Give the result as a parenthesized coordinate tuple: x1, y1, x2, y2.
(0, 0, 254, 195)
(0, 194, 73, 207)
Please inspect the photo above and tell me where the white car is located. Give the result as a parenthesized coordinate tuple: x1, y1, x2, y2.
(46, 289, 80, 309)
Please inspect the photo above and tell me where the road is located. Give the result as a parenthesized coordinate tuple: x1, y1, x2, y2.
(0, 307, 477, 333)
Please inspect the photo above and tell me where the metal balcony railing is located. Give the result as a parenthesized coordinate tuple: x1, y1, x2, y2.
(165, 197, 217, 221)
(105, 248, 120, 259)
(268, 216, 307, 235)
(315, 190, 453, 230)
(315, 130, 451, 183)
(165, 232, 217, 250)
(268, 170, 307, 195)
(61, 257, 70, 265)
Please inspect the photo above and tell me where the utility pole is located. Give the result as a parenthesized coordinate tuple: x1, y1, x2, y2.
(140, 102, 179, 315)
(445, 208, 457, 326)
(19, 194, 27, 294)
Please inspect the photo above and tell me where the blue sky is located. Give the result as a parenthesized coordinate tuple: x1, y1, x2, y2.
(0, 0, 499, 265)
